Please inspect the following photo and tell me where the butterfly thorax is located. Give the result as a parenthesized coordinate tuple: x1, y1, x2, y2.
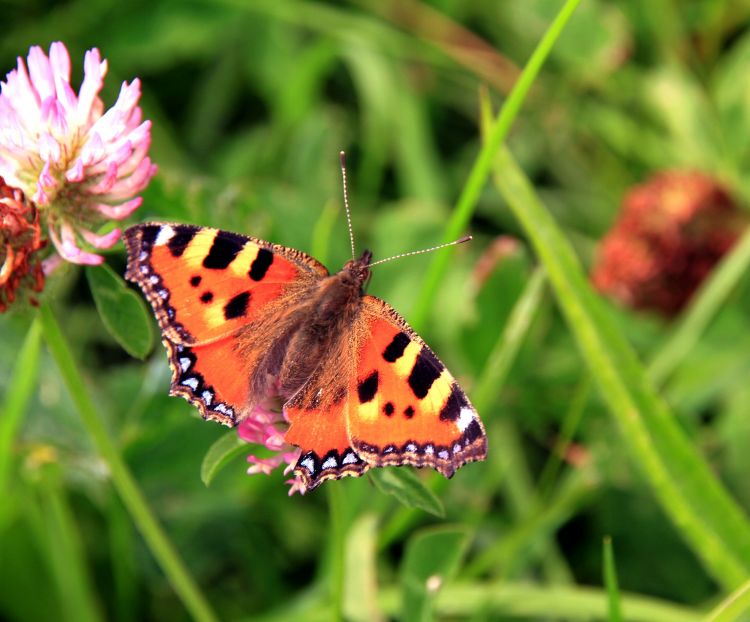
(253, 250, 373, 405)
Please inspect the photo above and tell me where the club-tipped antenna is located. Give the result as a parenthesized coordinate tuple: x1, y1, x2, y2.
(340, 151, 356, 260)
(368, 235, 473, 267)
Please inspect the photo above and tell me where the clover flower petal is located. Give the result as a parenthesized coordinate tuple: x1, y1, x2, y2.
(0, 42, 156, 266)
(237, 405, 304, 494)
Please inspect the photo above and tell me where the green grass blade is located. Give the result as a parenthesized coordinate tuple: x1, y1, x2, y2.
(536, 229, 750, 500)
(39, 303, 219, 622)
(603, 537, 624, 622)
(0, 318, 41, 526)
(107, 494, 138, 622)
(391, 582, 704, 622)
(410, 0, 582, 329)
(472, 266, 546, 412)
(537, 374, 592, 500)
(489, 145, 750, 589)
(704, 578, 750, 622)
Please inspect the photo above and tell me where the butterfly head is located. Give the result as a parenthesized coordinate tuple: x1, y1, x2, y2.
(342, 249, 373, 289)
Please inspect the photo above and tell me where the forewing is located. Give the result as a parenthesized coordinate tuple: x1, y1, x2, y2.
(124, 222, 328, 426)
(124, 222, 328, 345)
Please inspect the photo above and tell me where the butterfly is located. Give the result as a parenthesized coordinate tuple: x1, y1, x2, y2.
(124, 161, 486, 493)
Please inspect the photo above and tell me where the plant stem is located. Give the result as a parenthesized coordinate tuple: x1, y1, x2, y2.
(327, 483, 346, 622)
(39, 303, 218, 622)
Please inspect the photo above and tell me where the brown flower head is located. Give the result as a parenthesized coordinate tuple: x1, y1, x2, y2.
(592, 171, 745, 316)
(0, 177, 45, 312)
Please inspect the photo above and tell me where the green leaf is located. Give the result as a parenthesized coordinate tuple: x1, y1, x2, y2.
(603, 537, 623, 622)
(200, 431, 247, 486)
(369, 468, 445, 518)
(85, 264, 154, 360)
(401, 526, 468, 622)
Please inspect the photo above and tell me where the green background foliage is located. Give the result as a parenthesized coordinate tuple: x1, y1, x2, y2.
(2, 0, 750, 620)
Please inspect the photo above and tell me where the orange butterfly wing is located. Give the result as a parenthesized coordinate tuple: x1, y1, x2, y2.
(284, 380, 369, 491)
(346, 296, 486, 477)
(286, 295, 486, 490)
(124, 223, 327, 426)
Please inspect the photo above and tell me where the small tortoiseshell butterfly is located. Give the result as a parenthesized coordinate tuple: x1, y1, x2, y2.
(124, 156, 487, 492)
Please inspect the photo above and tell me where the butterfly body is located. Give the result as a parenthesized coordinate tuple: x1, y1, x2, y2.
(246, 249, 372, 405)
(125, 222, 486, 492)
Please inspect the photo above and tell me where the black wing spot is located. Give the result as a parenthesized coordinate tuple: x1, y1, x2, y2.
(200, 291, 214, 304)
(357, 371, 379, 403)
(382, 332, 410, 362)
(167, 227, 197, 257)
(383, 402, 394, 416)
(224, 291, 251, 320)
(464, 419, 482, 443)
(408, 348, 444, 399)
(404, 405, 415, 418)
(190, 275, 202, 287)
(249, 248, 274, 281)
(203, 231, 245, 269)
(138, 224, 160, 248)
(439, 384, 468, 421)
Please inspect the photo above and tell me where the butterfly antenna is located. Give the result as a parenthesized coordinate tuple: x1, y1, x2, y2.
(340, 151, 356, 260)
(368, 235, 473, 267)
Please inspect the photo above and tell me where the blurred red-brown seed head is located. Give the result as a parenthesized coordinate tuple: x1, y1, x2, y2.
(592, 171, 746, 317)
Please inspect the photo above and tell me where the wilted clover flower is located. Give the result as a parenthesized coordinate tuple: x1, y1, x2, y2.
(0, 42, 156, 266)
(592, 171, 745, 316)
(237, 406, 305, 496)
(0, 177, 44, 311)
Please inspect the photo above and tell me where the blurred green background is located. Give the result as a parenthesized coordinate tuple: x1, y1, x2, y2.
(3, 0, 750, 620)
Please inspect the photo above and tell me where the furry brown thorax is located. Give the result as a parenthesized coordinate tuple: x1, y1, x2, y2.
(247, 250, 373, 406)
